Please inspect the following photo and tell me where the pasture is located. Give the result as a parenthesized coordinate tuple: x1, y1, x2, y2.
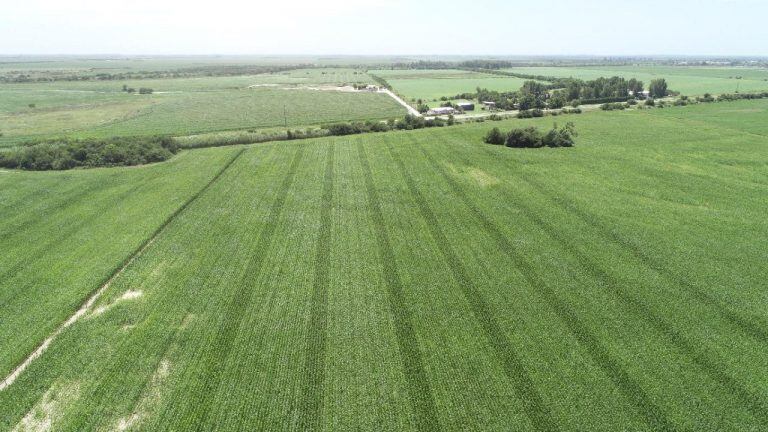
(503, 65, 768, 96)
(1, 100, 766, 430)
(371, 69, 536, 101)
(0, 69, 403, 146)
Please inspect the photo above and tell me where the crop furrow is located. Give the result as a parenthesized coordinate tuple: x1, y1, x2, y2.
(416, 141, 674, 431)
(504, 166, 768, 345)
(357, 142, 440, 431)
(386, 142, 558, 432)
(455, 145, 768, 424)
(297, 142, 335, 431)
(0, 180, 154, 290)
(0, 178, 109, 242)
(191, 145, 306, 429)
(0, 147, 247, 393)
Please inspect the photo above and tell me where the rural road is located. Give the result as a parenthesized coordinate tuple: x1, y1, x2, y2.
(379, 89, 422, 116)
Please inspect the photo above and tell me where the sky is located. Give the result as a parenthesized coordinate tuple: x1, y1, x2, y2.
(2, 0, 767, 56)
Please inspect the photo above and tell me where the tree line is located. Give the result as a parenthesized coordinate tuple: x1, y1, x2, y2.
(0, 136, 179, 170)
(484, 123, 578, 148)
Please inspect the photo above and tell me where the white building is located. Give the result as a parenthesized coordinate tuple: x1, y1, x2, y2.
(426, 107, 456, 116)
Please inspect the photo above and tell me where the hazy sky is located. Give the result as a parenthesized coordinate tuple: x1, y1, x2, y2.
(2, 0, 767, 56)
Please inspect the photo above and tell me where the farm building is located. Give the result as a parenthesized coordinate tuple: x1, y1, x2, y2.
(427, 106, 456, 116)
(457, 102, 475, 111)
(482, 101, 496, 109)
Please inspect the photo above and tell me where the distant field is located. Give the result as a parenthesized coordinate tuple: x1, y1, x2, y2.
(0, 69, 403, 146)
(371, 69, 534, 101)
(1, 100, 767, 430)
(503, 66, 768, 96)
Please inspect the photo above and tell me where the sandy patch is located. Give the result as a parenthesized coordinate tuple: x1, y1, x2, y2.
(114, 359, 171, 431)
(179, 313, 196, 330)
(1, 223, 160, 392)
(468, 168, 500, 187)
(13, 383, 79, 432)
(91, 290, 143, 317)
(445, 162, 499, 187)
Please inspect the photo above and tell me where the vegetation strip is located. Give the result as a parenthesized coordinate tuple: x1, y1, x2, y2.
(386, 141, 558, 432)
(190, 145, 306, 428)
(507, 165, 768, 345)
(416, 142, 675, 431)
(462, 144, 768, 423)
(298, 143, 335, 430)
(357, 142, 440, 431)
(0, 181, 153, 289)
(0, 178, 109, 244)
(0, 147, 246, 392)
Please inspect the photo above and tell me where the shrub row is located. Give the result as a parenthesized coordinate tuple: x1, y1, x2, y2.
(579, 96, 631, 105)
(600, 102, 627, 111)
(484, 123, 577, 148)
(0, 136, 179, 171)
(322, 114, 456, 136)
(174, 128, 330, 149)
(716, 91, 768, 102)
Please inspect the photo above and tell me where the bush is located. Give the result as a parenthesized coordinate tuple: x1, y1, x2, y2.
(138, 88, 154, 94)
(600, 102, 626, 111)
(542, 122, 578, 148)
(0, 136, 178, 171)
(517, 109, 544, 119)
(645, 98, 656, 107)
(484, 127, 505, 145)
(488, 123, 578, 149)
(325, 122, 365, 136)
(561, 108, 582, 114)
(506, 127, 544, 148)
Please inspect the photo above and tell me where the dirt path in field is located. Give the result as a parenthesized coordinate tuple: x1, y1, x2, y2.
(0, 148, 246, 392)
(0, 237, 156, 392)
(379, 89, 421, 116)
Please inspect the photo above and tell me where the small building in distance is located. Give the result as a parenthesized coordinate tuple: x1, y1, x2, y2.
(456, 102, 475, 111)
(482, 101, 497, 110)
(427, 106, 456, 116)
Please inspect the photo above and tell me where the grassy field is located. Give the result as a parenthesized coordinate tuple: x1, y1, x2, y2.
(503, 65, 768, 96)
(371, 69, 535, 101)
(0, 99, 766, 430)
(0, 69, 402, 146)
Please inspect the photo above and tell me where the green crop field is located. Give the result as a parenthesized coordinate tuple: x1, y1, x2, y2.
(0, 69, 403, 147)
(503, 65, 768, 96)
(371, 69, 536, 102)
(1, 99, 767, 430)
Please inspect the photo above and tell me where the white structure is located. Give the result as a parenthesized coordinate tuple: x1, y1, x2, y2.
(426, 107, 456, 116)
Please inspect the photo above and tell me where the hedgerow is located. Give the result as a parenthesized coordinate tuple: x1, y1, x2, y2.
(0, 136, 179, 171)
(485, 123, 577, 148)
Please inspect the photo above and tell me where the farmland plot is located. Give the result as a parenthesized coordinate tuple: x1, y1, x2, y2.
(370, 69, 536, 102)
(503, 65, 768, 96)
(1, 100, 767, 430)
(0, 147, 242, 381)
(0, 70, 403, 146)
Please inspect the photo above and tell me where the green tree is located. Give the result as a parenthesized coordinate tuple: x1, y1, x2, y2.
(483, 127, 505, 145)
(649, 79, 668, 98)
